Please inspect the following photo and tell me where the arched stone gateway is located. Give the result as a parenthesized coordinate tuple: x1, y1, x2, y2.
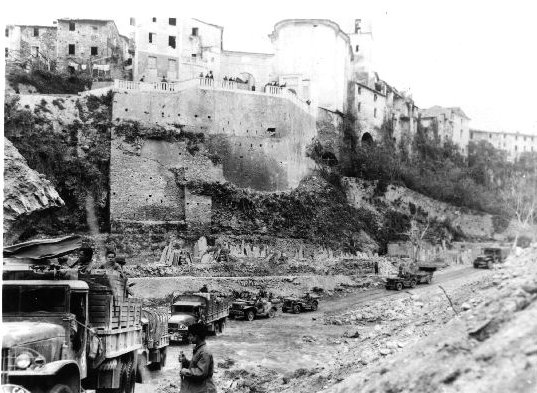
(361, 132, 373, 144)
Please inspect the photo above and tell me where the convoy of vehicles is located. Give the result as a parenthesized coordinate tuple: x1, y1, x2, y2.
(168, 292, 230, 343)
(282, 293, 319, 314)
(473, 247, 510, 269)
(2, 236, 142, 393)
(385, 266, 437, 291)
(6, 234, 508, 391)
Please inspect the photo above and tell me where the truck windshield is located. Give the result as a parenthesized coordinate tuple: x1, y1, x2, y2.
(3, 286, 68, 313)
(173, 305, 196, 314)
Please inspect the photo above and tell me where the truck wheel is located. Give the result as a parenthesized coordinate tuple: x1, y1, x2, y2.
(395, 282, 403, 291)
(136, 353, 148, 383)
(126, 360, 136, 393)
(49, 384, 74, 393)
(219, 320, 226, 333)
(160, 347, 167, 368)
(425, 276, 432, 284)
(311, 302, 318, 311)
(246, 310, 255, 321)
(268, 309, 276, 318)
(410, 280, 417, 288)
(293, 304, 301, 314)
(487, 260, 493, 269)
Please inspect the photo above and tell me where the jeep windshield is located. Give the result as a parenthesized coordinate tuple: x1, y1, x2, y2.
(3, 285, 68, 314)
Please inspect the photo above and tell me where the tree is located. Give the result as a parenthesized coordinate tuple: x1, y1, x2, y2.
(404, 214, 430, 263)
(502, 166, 537, 248)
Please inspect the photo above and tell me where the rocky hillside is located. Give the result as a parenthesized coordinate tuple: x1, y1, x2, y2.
(3, 138, 64, 243)
(3, 93, 112, 243)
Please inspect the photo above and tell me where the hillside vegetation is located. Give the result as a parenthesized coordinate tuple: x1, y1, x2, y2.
(315, 116, 537, 220)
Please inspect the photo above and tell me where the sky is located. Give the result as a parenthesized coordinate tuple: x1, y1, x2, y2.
(3, 0, 537, 134)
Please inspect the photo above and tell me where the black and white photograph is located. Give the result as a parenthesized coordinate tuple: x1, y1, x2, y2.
(1, 1, 536, 392)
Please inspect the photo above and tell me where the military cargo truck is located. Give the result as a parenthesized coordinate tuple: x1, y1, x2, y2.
(168, 292, 230, 342)
(2, 236, 143, 393)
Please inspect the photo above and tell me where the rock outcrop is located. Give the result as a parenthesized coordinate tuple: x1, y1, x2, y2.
(3, 138, 64, 242)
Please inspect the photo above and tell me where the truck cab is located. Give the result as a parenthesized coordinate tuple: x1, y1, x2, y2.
(473, 247, 510, 269)
(2, 280, 89, 393)
(168, 300, 203, 342)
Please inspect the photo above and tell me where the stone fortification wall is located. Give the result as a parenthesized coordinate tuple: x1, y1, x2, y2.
(112, 89, 316, 191)
(110, 137, 223, 224)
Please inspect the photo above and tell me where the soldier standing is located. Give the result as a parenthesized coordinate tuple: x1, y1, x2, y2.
(179, 323, 216, 393)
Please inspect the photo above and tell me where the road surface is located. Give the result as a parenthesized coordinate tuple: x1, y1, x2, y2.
(136, 266, 490, 391)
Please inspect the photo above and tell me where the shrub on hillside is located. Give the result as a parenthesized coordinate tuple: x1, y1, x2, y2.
(7, 69, 92, 94)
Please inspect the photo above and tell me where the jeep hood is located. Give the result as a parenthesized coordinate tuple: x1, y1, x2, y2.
(2, 321, 64, 348)
(169, 314, 196, 325)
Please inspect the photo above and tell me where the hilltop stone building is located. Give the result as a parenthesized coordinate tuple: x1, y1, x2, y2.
(56, 19, 128, 79)
(5, 19, 132, 80)
(420, 106, 470, 154)
(5, 24, 57, 70)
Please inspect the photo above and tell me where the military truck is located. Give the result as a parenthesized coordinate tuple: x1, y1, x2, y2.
(168, 292, 230, 343)
(135, 309, 169, 380)
(473, 247, 510, 269)
(229, 297, 278, 321)
(282, 293, 319, 314)
(2, 236, 142, 393)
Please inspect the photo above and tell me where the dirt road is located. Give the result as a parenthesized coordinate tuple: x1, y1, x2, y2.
(136, 266, 489, 392)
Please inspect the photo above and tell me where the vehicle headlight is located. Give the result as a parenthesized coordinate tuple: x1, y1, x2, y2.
(178, 324, 187, 330)
(15, 353, 32, 370)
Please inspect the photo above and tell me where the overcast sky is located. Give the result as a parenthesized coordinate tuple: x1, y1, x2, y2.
(3, 0, 536, 134)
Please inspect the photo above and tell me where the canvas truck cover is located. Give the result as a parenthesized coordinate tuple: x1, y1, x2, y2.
(3, 235, 82, 260)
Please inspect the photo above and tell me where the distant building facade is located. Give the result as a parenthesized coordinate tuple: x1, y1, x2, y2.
(469, 129, 537, 160)
(130, 17, 223, 82)
(56, 19, 127, 79)
(269, 19, 353, 113)
(5, 24, 57, 70)
(350, 80, 387, 142)
(420, 106, 470, 154)
(386, 85, 419, 148)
